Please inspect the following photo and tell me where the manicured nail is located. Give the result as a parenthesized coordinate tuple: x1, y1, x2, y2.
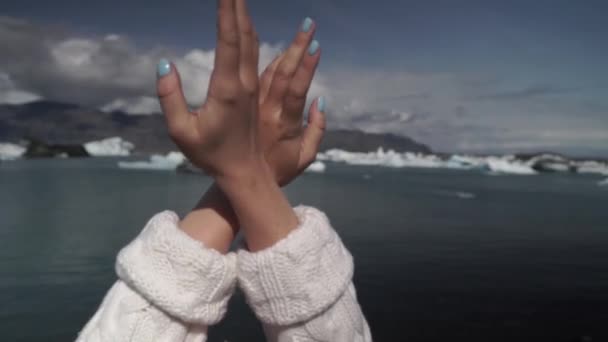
(317, 96, 326, 112)
(308, 40, 320, 55)
(301, 17, 313, 32)
(157, 59, 171, 77)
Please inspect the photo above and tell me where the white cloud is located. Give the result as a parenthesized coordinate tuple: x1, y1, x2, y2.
(0, 88, 41, 105)
(96, 42, 298, 114)
(2, 16, 607, 155)
(1, 16, 328, 115)
(101, 96, 160, 115)
(0, 72, 41, 104)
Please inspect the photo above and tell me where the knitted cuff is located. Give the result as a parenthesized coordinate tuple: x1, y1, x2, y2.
(238, 206, 354, 326)
(116, 211, 237, 325)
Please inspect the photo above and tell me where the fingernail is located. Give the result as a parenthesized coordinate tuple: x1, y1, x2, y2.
(301, 17, 313, 33)
(308, 40, 320, 55)
(157, 59, 171, 77)
(317, 96, 326, 112)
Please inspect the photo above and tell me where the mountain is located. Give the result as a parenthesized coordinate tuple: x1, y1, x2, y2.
(320, 129, 430, 153)
(0, 101, 432, 154)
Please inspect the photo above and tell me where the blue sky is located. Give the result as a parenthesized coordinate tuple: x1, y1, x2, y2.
(1, 0, 607, 156)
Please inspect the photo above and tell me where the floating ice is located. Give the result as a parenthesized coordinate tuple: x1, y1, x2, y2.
(318, 148, 445, 169)
(317, 148, 538, 175)
(434, 189, 477, 199)
(0, 143, 26, 160)
(445, 155, 488, 170)
(598, 178, 608, 186)
(574, 160, 608, 176)
(84, 137, 134, 157)
(485, 156, 537, 175)
(118, 152, 185, 171)
(305, 161, 326, 173)
(526, 154, 573, 173)
(456, 192, 476, 199)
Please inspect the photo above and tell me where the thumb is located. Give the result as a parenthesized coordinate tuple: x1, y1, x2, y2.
(299, 96, 326, 170)
(157, 59, 190, 138)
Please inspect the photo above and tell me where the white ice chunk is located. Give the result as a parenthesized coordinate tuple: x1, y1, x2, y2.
(485, 156, 537, 175)
(84, 137, 135, 156)
(0, 143, 26, 160)
(445, 155, 489, 170)
(317, 148, 608, 177)
(305, 161, 326, 173)
(575, 160, 608, 176)
(118, 152, 185, 171)
(318, 148, 445, 169)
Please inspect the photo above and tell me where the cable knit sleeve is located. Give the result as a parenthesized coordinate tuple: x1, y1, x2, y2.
(76, 211, 237, 342)
(237, 206, 373, 342)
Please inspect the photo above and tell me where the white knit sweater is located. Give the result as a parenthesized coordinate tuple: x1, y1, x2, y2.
(76, 206, 372, 342)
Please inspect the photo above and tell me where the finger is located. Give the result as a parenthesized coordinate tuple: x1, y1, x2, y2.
(156, 59, 191, 139)
(299, 96, 326, 169)
(266, 17, 316, 107)
(283, 39, 321, 121)
(235, 0, 258, 92)
(213, 0, 240, 79)
(259, 53, 284, 103)
(252, 31, 260, 73)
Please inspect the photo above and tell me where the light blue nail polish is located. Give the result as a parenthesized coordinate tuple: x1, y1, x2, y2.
(157, 59, 171, 77)
(318, 96, 326, 112)
(308, 40, 320, 55)
(301, 17, 313, 32)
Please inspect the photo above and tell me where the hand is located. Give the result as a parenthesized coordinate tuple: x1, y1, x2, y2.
(157, 0, 262, 181)
(160, 0, 322, 252)
(258, 21, 326, 186)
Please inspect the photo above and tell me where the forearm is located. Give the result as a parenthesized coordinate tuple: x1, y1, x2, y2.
(217, 161, 299, 252)
(179, 183, 239, 254)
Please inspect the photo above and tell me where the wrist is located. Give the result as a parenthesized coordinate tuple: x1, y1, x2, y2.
(216, 157, 275, 194)
(215, 158, 299, 251)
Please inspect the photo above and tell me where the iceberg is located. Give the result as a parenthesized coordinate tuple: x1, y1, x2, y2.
(108, 145, 604, 178)
(305, 161, 326, 173)
(456, 192, 476, 199)
(301, 148, 608, 177)
(118, 152, 185, 171)
(317, 148, 538, 175)
(598, 178, 608, 186)
(434, 189, 476, 199)
(0, 143, 26, 160)
(485, 156, 537, 175)
(318, 148, 445, 169)
(574, 160, 608, 176)
(84, 137, 134, 157)
(445, 155, 489, 170)
(526, 154, 573, 173)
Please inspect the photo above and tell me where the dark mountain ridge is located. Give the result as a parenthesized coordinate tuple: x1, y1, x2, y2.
(0, 101, 432, 154)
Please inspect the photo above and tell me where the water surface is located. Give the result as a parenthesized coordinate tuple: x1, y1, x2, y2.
(1, 159, 607, 341)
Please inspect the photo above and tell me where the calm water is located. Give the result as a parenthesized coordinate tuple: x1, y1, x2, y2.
(1, 158, 608, 341)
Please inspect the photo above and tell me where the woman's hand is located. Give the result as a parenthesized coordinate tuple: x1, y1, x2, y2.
(258, 22, 326, 186)
(157, 0, 262, 181)
(158, 0, 325, 251)
(157, 4, 325, 186)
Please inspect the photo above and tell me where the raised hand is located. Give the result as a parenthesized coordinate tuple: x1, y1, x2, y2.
(258, 19, 325, 186)
(157, 0, 262, 181)
(158, 0, 325, 251)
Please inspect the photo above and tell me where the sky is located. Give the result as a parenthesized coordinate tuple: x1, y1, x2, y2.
(1, 0, 607, 156)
